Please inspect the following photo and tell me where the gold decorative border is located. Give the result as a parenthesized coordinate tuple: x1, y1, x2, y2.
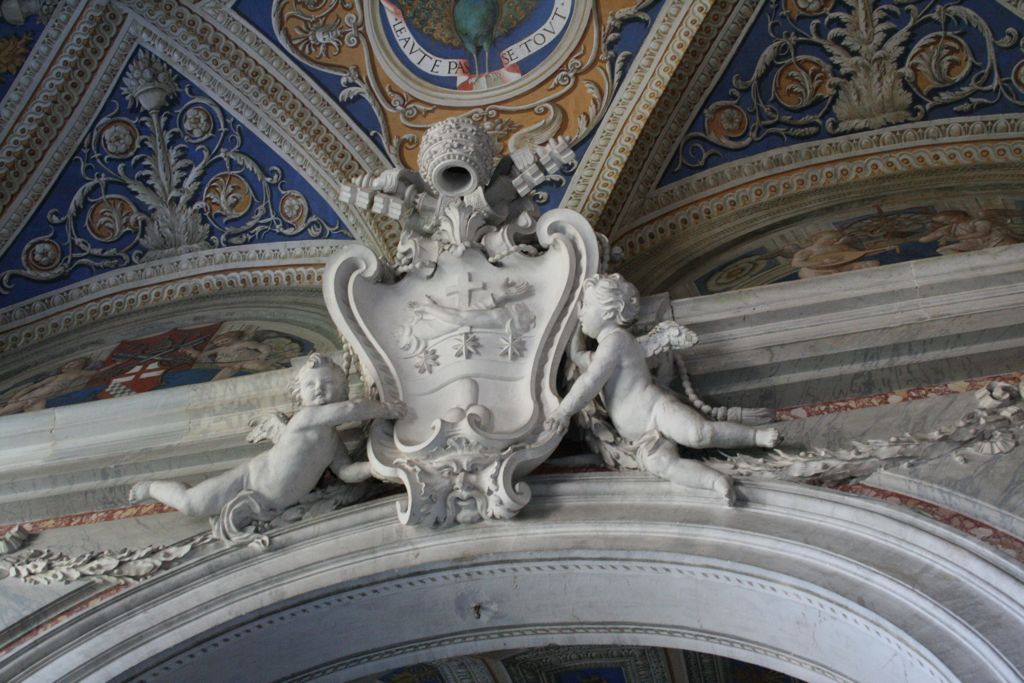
(602, 0, 758, 241)
(0, 3, 126, 244)
(562, 0, 721, 227)
(617, 137, 1024, 291)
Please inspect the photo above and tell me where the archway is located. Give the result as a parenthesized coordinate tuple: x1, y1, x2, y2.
(5, 475, 1022, 682)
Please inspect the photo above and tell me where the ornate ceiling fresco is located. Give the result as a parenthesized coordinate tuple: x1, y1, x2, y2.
(0, 0, 1023, 342)
(575, 0, 1024, 293)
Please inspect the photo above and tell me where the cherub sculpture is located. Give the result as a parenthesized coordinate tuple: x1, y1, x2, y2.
(545, 274, 780, 503)
(129, 353, 405, 531)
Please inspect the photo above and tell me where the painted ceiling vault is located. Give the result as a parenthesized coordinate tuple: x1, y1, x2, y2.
(0, 0, 1023, 335)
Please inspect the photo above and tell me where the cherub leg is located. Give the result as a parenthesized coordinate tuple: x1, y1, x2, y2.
(130, 467, 247, 517)
(643, 442, 734, 504)
(654, 398, 779, 450)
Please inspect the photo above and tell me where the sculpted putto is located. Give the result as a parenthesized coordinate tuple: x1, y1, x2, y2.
(130, 354, 404, 521)
(546, 274, 780, 502)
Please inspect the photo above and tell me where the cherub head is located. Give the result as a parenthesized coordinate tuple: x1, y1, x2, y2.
(579, 274, 640, 338)
(290, 353, 348, 406)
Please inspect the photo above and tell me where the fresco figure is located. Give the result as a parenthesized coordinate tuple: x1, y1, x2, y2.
(918, 210, 1022, 255)
(790, 229, 882, 278)
(129, 354, 405, 517)
(544, 274, 780, 501)
(197, 330, 280, 380)
(0, 358, 96, 416)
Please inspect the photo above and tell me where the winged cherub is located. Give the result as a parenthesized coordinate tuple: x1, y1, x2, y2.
(545, 274, 780, 501)
(129, 354, 405, 518)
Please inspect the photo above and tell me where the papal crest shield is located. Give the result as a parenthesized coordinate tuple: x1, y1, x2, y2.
(325, 210, 598, 526)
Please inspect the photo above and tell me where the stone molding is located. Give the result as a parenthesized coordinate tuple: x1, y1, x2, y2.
(0, 365, 294, 511)
(2, 477, 1020, 682)
(618, 124, 1024, 273)
(0, 1, 84, 136)
(643, 115, 1024, 222)
(583, 0, 758, 238)
(0, 240, 338, 354)
(669, 243, 1024, 407)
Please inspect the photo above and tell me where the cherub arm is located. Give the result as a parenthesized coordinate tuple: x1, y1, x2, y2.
(310, 399, 406, 426)
(545, 338, 620, 432)
(568, 326, 592, 371)
(330, 458, 371, 484)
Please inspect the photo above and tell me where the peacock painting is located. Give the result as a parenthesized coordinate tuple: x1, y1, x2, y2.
(394, 0, 539, 76)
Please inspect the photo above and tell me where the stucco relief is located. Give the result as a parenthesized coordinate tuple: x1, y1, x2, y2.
(0, 50, 348, 299)
(670, 0, 1024, 176)
(325, 116, 596, 526)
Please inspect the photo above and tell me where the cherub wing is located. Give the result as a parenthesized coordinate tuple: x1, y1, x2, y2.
(247, 412, 289, 445)
(637, 321, 699, 357)
(495, 0, 539, 38)
(394, 0, 462, 48)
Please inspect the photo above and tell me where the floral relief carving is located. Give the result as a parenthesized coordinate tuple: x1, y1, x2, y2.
(0, 50, 348, 295)
(674, 0, 1024, 172)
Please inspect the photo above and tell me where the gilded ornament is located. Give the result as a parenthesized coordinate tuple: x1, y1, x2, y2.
(705, 102, 748, 143)
(97, 119, 138, 158)
(0, 33, 32, 76)
(1012, 60, 1024, 92)
(289, 16, 344, 58)
(772, 56, 831, 109)
(204, 172, 254, 219)
(784, 0, 833, 18)
(86, 196, 139, 242)
(907, 34, 973, 95)
(278, 190, 309, 226)
(22, 237, 60, 272)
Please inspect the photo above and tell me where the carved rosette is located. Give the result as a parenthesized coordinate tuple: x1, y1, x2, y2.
(325, 209, 599, 527)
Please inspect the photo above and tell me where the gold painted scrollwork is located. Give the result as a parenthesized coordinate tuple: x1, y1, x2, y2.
(274, 0, 655, 167)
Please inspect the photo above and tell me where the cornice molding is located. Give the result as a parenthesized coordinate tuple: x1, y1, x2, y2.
(0, 241, 338, 355)
(0, 2, 127, 247)
(562, 0, 716, 226)
(615, 120, 1024, 280)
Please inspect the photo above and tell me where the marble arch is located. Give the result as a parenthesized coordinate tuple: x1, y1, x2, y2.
(3, 478, 1020, 682)
(2, 1, 1024, 681)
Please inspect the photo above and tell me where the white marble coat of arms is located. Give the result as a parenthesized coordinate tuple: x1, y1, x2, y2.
(324, 117, 598, 526)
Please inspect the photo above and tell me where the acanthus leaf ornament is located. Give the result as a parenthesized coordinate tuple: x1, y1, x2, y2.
(0, 50, 349, 297)
(674, 0, 1024, 173)
(325, 116, 596, 527)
